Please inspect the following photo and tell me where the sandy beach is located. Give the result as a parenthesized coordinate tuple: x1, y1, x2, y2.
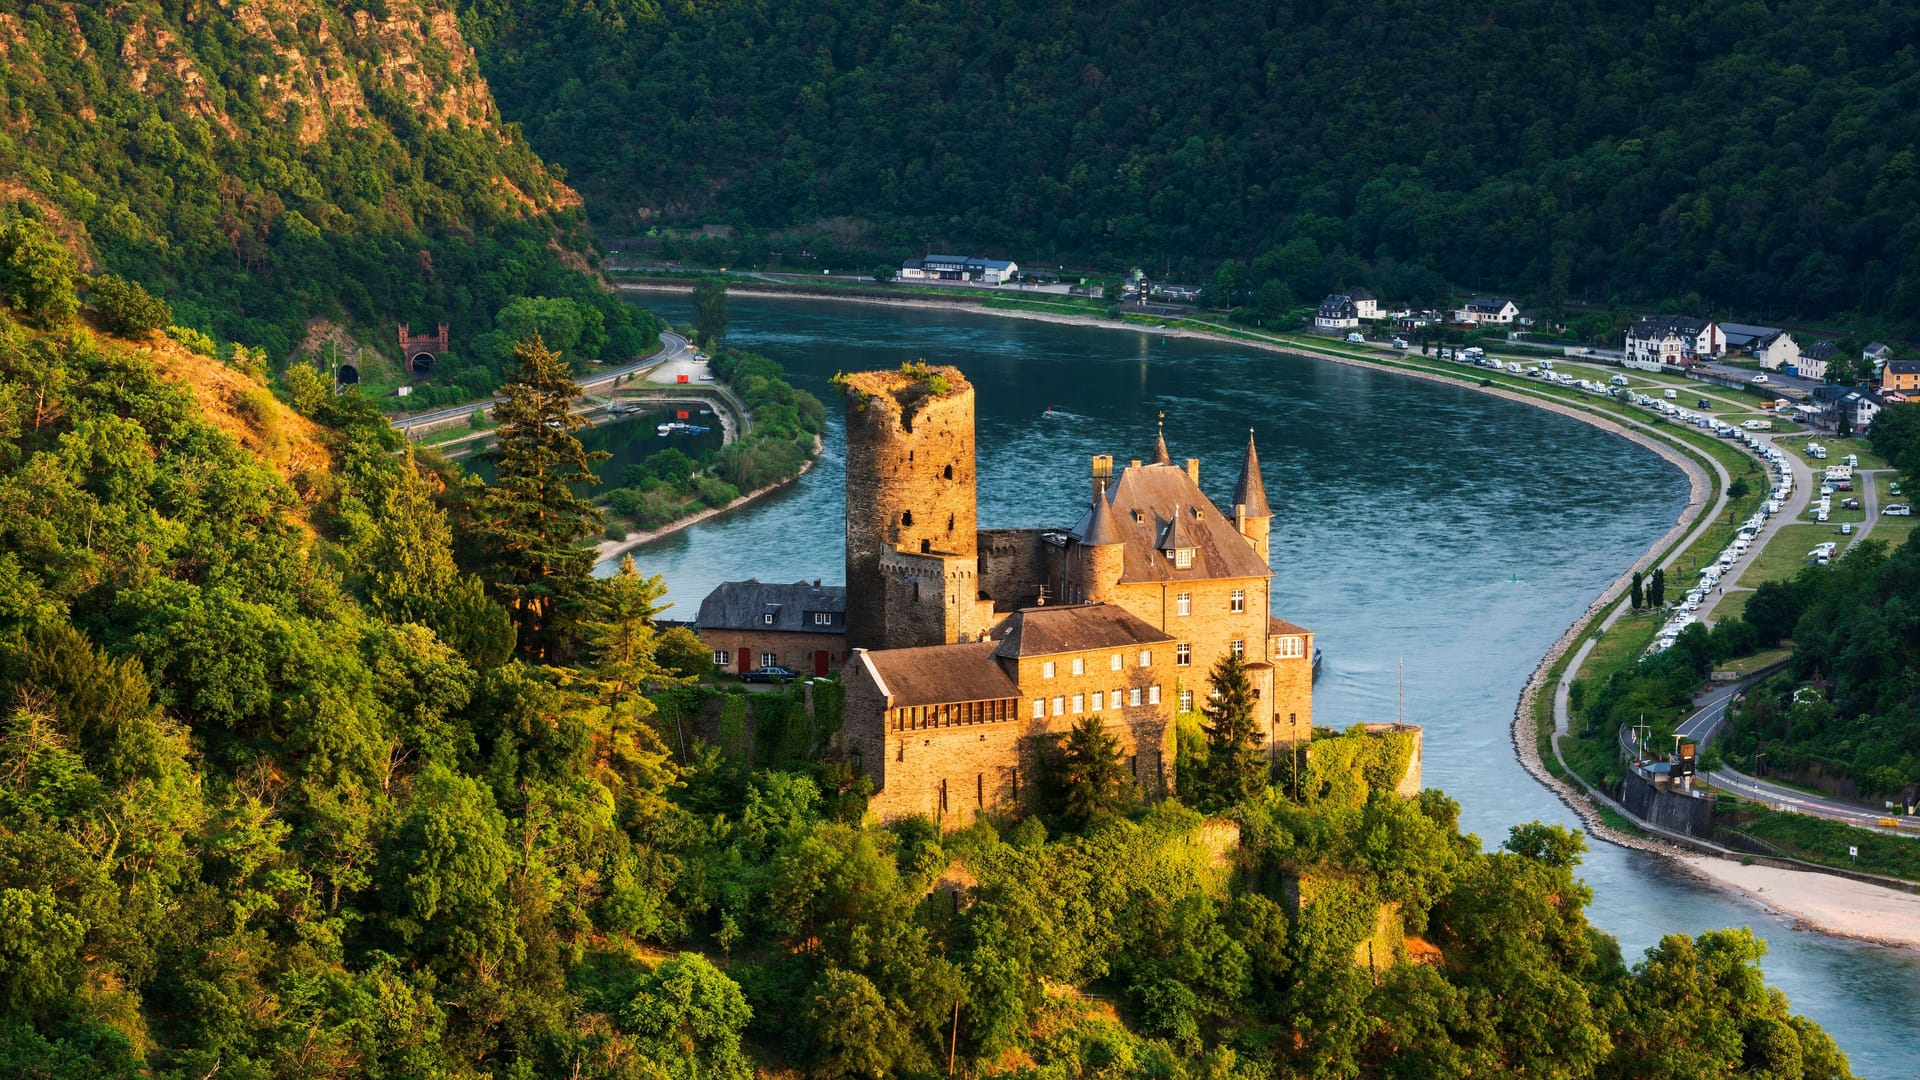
(1680, 858, 1920, 950)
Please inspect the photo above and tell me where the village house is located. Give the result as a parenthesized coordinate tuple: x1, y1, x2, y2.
(1798, 340, 1840, 382)
(1313, 294, 1360, 330)
(1623, 316, 1723, 371)
(1882, 359, 1920, 394)
(694, 579, 847, 677)
(1452, 297, 1519, 326)
(899, 254, 1020, 285)
(1346, 287, 1381, 320)
(1811, 386, 1884, 431)
(1863, 342, 1893, 369)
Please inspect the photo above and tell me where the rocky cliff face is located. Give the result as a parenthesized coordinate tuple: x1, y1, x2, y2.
(0, 1, 593, 353)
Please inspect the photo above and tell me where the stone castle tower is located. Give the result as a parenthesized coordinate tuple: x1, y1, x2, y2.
(842, 365, 990, 650)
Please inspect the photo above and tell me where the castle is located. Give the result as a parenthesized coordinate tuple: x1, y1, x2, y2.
(837, 365, 1316, 824)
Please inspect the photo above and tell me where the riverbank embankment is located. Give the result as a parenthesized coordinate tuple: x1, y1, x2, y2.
(594, 434, 824, 567)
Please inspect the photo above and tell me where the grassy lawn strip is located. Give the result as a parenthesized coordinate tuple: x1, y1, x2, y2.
(1723, 810, 1920, 883)
(1776, 434, 1890, 471)
(1746, 524, 1846, 584)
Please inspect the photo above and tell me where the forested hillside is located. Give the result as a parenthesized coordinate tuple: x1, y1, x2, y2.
(0, 0, 651, 390)
(0, 235, 1855, 1076)
(462, 0, 1920, 329)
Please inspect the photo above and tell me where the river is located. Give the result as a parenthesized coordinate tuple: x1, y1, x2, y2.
(611, 293, 1919, 1077)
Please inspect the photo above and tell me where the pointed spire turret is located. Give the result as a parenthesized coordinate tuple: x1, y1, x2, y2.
(1080, 480, 1126, 547)
(1233, 429, 1271, 519)
(1151, 412, 1172, 465)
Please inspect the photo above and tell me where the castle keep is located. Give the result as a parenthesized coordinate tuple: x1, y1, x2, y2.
(840, 365, 1316, 825)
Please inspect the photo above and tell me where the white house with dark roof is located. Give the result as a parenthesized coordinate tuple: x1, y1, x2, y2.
(1314, 294, 1360, 330)
(1754, 330, 1800, 371)
(1346, 287, 1381, 320)
(1798, 340, 1840, 382)
(1453, 297, 1519, 326)
(1623, 316, 1723, 371)
(900, 254, 1020, 285)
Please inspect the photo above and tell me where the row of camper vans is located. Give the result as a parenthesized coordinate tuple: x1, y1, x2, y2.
(1649, 433, 1797, 656)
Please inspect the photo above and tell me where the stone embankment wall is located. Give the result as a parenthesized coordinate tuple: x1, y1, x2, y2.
(1622, 772, 1716, 837)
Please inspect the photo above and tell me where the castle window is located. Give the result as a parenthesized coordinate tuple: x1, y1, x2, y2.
(902, 511, 913, 526)
(1071, 694, 1084, 714)
(944, 464, 954, 480)
(1178, 689, 1194, 711)
(814, 612, 832, 625)
(1090, 689, 1102, 712)
(1071, 657, 1085, 675)
(1111, 654, 1123, 671)
(1129, 688, 1142, 707)
(1231, 589, 1246, 613)
(1052, 696, 1065, 716)
(762, 651, 778, 667)
(1277, 636, 1305, 659)
(1173, 548, 1194, 569)
(712, 650, 730, 667)
(763, 613, 775, 625)
(1149, 685, 1161, 705)
(1032, 698, 1044, 719)
(1176, 592, 1192, 616)
(1176, 643, 1191, 666)
(1138, 650, 1152, 668)
(1042, 661, 1056, 679)
(1230, 640, 1245, 658)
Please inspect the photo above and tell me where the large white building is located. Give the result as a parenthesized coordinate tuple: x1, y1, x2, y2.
(900, 254, 1020, 285)
(1623, 316, 1723, 371)
(1453, 297, 1518, 325)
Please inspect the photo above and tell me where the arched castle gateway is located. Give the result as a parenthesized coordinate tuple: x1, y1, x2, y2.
(839, 364, 1321, 825)
(398, 322, 449, 377)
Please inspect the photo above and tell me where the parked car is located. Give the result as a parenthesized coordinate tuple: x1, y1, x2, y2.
(1750, 374, 1770, 384)
(740, 665, 799, 683)
(1884, 504, 1913, 517)
(1843, 498, 1861, 510)
(1345, 332, 1365, 344)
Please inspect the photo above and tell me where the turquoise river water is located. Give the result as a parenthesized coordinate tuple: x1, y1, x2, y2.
(603, 294, 1918, 1076)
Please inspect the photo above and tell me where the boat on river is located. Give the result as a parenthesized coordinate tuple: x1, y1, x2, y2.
(656, 422, 711, 436)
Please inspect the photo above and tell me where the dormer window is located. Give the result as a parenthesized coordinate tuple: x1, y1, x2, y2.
(763, 613, 776, 625)
(1172, 548, 1194, 569)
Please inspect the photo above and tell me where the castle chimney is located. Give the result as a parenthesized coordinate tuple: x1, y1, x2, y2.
(1185, 458, 1200, 485)
(1091, 454, 1113, 503)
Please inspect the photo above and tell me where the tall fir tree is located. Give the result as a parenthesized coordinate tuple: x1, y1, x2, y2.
(1055, 715, 1135, 828)
(1197, 651, 1267, 810)
(1630, 570, 1644, 610)
(469, 334, 608, 659)
(1650, 567, 1667, 608)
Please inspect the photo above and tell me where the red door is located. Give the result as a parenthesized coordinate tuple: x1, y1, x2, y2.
(739, 646, 752, 673)
(814, 650, 830, 677)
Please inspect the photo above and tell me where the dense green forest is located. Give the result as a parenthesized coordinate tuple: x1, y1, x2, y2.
(0, 231, 1856, 1077)
(0, 0, 653, 394)
(460, 0, 1920, 330)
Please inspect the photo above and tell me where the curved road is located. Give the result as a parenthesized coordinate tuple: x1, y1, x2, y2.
(389, 331, 694, 433)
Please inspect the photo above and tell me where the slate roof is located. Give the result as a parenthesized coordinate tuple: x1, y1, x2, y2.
(1464, 297, 1516, 313)
(695, 579, 846, 633)
(1316, 295, 1358, 319)
(1346, 287, 1376, 301)
(1629, 315, 1713, 340)
(1232, 432, 1271, 518)
(1068, 461, 1272, 583)
(1078, 484, 1126, 546)
(1802, 340, 1840, 361)
(1886, 360, 1920, 375)
(856, 643, 1017, 707)
(1720, 322, 1782, 348)
(989, 604, 1173, 659)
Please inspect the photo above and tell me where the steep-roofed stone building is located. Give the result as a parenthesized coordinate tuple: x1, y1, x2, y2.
(840, 365, 1315, 824)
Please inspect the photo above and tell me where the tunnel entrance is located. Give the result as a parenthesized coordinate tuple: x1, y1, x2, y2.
(337, 363, 360, 385)
(410, 352, 435, 375)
